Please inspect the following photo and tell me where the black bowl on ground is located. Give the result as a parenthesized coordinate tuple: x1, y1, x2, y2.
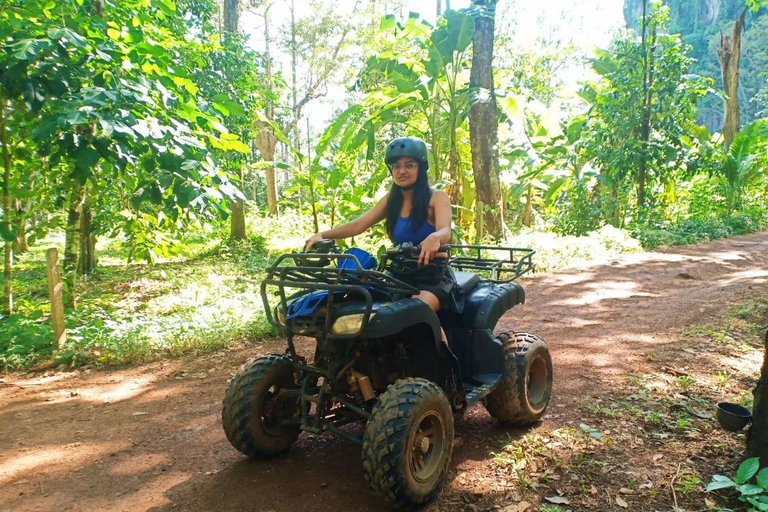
(716, 402, 752, 432)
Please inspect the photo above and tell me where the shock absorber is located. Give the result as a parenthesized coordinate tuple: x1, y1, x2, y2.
(347, 370, 375, 404)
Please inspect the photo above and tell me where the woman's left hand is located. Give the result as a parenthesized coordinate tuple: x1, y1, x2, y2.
(418, 233, 442, 266)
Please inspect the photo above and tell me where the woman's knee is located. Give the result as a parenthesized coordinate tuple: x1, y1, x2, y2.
(413, 290, 440, 311)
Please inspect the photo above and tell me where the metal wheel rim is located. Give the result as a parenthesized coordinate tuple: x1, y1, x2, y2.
(257, 385, 294, 437)
(527, 355, 549, 408)
(407, 410, 446, 483)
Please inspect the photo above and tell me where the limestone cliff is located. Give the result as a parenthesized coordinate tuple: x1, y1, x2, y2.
(623, 0, 743, 31)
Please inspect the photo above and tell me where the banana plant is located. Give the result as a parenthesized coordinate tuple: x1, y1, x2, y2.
(312, 11, 475, 215)
(721, 120, 768, 213)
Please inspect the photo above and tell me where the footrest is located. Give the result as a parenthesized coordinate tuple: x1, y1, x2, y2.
(463, 373, 501, 406)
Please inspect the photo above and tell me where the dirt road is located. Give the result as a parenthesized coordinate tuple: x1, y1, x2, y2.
(2, 233, 767, 512)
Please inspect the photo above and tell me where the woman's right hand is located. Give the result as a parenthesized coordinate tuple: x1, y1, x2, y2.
(305, 233, 324, 251)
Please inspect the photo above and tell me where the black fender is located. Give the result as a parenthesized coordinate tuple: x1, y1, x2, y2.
(366, 298, 442, 346)
(460, 282, 525, 331)
(365, 299, 463, 402)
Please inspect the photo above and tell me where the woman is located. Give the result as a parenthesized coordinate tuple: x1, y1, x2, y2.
(305, 136, 454, 316)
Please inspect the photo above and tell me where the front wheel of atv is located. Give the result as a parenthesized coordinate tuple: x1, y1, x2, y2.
(362, 378, 454, 510)
(222, 354, 300, 458)
(485, 332, 553, 425)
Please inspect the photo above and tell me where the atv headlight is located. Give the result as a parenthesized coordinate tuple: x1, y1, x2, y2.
(331, 313, 374, 335)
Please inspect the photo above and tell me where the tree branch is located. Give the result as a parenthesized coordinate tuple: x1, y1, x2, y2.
(285, 0, 361, 134)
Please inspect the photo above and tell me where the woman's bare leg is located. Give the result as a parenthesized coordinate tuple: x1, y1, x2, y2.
(412, 290, 448, 345)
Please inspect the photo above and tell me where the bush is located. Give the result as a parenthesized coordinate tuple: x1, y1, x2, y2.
(507, 226, 642, 272)
(631, 213, 766, 250)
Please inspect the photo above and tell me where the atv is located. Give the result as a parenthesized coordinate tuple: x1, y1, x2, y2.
(222, 241, 553, 509)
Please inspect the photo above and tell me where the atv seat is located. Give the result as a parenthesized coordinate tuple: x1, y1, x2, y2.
(454, 271, 480, 295)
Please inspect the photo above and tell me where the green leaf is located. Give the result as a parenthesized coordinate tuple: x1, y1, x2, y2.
(756, 468, 768, 490)
(738, 484, 765, 496)
(65, 110, 89, 126)
(429, 10, 474, 67)
(47, 28, 64, 40)
(74, 146, 101, 175)
(579, 423, 602, 439)
(212, 102, 230, 117)
(0, 224, 16, 242)
(227, 140, 250, 154)
(61, 28, 87, 48)
(737, 458, 761, 484)
(313, 104, 363, 165)
(706, 475, 736, 492)
(32, 118, 60, 143)
(12, 39, 48, 60)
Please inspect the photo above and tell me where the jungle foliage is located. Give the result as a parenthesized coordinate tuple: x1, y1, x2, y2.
(1, 0, 767, 369)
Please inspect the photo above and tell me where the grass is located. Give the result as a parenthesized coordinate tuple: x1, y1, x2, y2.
(0, 233, 276, 370)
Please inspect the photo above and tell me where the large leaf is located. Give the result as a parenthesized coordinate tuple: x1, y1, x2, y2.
(313, 105, 364, 165)
(0, 224, 16, 242)
(705, 475, 736, 492)
(12, 39, 49, 60)
(756, 468, 768, 490)
(427, 10, 474, 75)
(73, 146, 101, 175)
(737, 458, 761, 485)
(738, 484, 766, 496)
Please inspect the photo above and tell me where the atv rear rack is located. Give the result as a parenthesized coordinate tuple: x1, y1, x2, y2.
(448, 245, 535, 283)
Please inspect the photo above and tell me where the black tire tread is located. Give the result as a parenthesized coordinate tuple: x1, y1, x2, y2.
(222, 353, 299, 459)
(485, 332, 552, 425)
(362, 377, 454, 510)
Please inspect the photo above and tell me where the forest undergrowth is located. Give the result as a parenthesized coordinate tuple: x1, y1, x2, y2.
(0, 213, 764, 372)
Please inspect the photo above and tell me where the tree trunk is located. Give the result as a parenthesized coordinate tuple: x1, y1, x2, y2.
(64, 180, 85, 308)
(718, 7, 747, 151)
(446, 138, 462, 207)
(262, 3, 279, 216)
(521, 183, 533, 227)
(230, 165, 247, 240)
(78, 198, 96, 274)
(747, 330, 768, 466)
(469, 0, 502, 240)
(222, 0, 248, 239)
(223, 0, 239, 33)
(1, 116, 12, 315)
(14, 200, 27, 254)
(638, 1, 657, 210)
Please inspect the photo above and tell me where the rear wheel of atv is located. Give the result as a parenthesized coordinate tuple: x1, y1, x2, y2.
(222, 354, 300, 458)
(485, 332, 553, 425)
(362, 378, 454, 510)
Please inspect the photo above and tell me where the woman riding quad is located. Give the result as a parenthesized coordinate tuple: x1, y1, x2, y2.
(305, 137, 455, 326)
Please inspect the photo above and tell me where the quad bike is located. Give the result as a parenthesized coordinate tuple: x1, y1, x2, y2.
(222, 241, 553, 509)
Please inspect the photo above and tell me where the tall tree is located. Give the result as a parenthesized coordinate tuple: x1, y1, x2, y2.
(224, 0, 247, 239)
(579, 3, 711, 216)
(253, 1, 280, 216)
(718, 7, 748, 150)
(252, 0, 359, 216)
(1, 101, 12, 314)
(469, 0, 503, 239)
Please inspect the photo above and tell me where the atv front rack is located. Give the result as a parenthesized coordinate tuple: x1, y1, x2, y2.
(260, 252, 420, 340)
(448, 245, 535, 283)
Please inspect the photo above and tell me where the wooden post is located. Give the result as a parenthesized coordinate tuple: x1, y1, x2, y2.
(46, 248, 66, 349)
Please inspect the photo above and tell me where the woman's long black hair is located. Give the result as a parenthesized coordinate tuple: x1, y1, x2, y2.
(385, 162, 432, 243)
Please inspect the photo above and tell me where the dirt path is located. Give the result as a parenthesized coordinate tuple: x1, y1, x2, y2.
(2, 233, 767, 512)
